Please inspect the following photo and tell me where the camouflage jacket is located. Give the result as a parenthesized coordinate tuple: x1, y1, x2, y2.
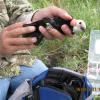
(0, 0, 36, 77)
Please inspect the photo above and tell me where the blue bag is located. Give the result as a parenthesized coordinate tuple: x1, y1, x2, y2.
(23, 67, 92, 100)
(9, 67, 92, 100)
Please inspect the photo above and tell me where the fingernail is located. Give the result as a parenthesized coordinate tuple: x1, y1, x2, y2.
(70, 19, 77, 26)
(29, 26, 36, 31)
(63, 24, 71, 34)
(39, 26, 45, 32)
(39, 26, 43, 30)
(64, 13, 72, 20)
(32, 37, 37, 42)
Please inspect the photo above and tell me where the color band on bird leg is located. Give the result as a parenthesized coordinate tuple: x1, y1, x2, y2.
(46, 23, 53, 30)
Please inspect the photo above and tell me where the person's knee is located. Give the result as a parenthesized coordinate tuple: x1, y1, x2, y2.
(0, 78, 10, 100)
(10, 59, 48, 91)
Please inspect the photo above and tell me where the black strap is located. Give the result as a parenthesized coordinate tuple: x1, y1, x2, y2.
(33, 86, 40, 100)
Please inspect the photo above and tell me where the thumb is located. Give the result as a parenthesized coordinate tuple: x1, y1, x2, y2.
(70, 19, 77, 26)
(50, 6, 72, 20)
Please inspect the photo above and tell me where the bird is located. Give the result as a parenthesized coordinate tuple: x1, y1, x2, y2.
(44, 17, 86, 34)
(23, 16, 86, 45)
(72, 19, 86, 33)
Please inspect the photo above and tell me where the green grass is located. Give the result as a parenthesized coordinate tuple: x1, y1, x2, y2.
(29, 0, 100, 99)
(29, 0, 100, 73)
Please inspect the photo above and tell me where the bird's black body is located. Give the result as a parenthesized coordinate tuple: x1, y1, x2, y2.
(23, 17, 73, 45)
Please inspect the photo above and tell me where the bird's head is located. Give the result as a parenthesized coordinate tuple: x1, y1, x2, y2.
(72, 19, 86, 33)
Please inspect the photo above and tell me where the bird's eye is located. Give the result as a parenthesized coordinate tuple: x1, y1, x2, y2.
(79, 22, 82, 24)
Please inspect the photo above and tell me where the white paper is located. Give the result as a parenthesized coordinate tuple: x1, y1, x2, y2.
(95, 40, 100, 54)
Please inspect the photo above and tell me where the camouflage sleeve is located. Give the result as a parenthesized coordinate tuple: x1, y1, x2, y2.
(0, 0, 9, 31)
(4, 0, 36, 24)
(0, 0, 37, 77)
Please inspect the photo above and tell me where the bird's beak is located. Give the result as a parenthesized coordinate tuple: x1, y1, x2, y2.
(81, 27, 86, 32)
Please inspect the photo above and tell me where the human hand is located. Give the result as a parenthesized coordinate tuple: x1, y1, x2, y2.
(0, 22, 37, 55)
(32, 6, 76, 40)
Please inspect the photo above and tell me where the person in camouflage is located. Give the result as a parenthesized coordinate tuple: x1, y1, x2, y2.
(0, 0, 76, 99)
(0, 0, 74, 77)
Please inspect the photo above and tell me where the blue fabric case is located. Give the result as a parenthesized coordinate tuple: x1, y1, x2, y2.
(39, 87, 72, 100)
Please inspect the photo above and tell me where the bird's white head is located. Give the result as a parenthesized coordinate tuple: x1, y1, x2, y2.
(73, 20, 86, 33)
